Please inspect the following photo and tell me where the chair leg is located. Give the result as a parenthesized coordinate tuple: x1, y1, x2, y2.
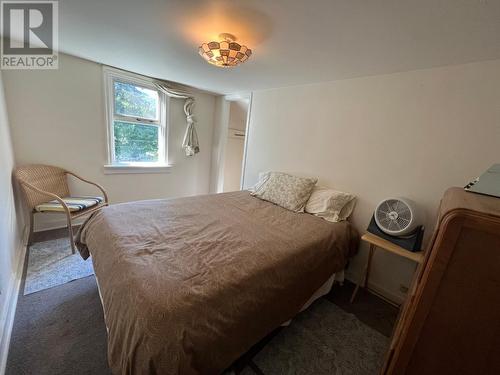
(66, 214, 76, 255)
(28, 211, 35, 247)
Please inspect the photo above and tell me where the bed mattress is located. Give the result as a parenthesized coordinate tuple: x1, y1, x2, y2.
(76, 191, 358, 374)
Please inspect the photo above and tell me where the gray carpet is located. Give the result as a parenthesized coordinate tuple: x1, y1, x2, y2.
(7, 275, 111, 375)
(24, 238, 94, 295)
(243, 300, 389, 375)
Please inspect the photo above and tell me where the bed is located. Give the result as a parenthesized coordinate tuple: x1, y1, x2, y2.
(76, 190, 359, 375)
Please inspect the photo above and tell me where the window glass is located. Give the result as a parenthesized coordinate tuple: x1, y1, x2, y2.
(113, 121, 159, 163)
(114, 81, 159, 120)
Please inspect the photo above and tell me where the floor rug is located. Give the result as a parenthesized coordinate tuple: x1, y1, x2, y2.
(242, 299, 389, 375)
(24, 238, 94, 295)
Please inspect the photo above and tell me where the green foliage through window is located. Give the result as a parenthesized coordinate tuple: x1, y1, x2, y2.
(114, 81, 158, 120)
(114, 121, 159, 163)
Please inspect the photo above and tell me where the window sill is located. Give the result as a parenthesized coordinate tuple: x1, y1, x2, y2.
(103, 164, 173, 175)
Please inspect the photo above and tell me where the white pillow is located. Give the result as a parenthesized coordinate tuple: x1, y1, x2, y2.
(248, 171, 270, 193)
(305, 186, 356, 222)
(251, 172, 318, 212)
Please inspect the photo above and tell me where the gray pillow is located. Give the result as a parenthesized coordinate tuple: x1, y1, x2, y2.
(251, 172, 318, 212)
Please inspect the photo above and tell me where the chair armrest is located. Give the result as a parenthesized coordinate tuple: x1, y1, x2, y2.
(19, 180, 71, 215)
(65, 172, 109, 204)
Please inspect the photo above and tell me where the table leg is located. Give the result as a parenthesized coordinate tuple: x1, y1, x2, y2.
(364, 244, 375, 288)
(350, 244, 376, 303)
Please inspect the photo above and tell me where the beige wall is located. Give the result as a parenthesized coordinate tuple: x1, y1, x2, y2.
(0, 71, 23, 371)
(3, 54, 217, 231)
(222, 136, 245, 192)
(228, 101, 248, 132)
(243, 59, 500, 302)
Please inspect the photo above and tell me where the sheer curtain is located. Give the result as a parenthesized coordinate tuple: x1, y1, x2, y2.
(154, 82, 200, 156)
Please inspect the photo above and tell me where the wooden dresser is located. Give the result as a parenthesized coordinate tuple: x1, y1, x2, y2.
(382, 187, 500, 375)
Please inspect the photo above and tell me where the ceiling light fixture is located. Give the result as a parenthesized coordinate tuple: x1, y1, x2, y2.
(199, 33, 252, 68)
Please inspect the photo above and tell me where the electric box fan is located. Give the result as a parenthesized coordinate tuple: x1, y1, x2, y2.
(367, 197, 424, 252)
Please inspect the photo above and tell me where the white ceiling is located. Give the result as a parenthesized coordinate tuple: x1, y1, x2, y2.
(59, 0, 500, 94)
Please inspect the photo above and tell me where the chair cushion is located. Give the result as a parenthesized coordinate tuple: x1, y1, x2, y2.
(35, 196, 104, 213)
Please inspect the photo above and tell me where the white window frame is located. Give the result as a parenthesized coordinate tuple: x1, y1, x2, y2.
(103, 67, 171, 174)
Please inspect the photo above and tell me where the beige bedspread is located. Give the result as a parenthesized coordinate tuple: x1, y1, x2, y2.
(76, 191, 358, 375)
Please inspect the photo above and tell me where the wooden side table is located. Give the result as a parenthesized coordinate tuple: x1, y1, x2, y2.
(350, 232, 424, 306)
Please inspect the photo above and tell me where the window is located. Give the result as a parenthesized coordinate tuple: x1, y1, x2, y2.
(104, 68, 169, 172)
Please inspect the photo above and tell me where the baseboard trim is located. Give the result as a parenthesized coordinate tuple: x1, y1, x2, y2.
(365, 280, 406, 305)
(345, 274, 406, 305)
(0, 226, 28, 375)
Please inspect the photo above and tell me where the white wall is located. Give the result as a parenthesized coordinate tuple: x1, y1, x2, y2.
(3, 54, 218, 231)
(0, 71, 24, 374)
(244, 59, 500, 302)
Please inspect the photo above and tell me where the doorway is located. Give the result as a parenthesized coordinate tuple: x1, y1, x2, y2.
(210, 94, 251, 194)
(221, 99, 249, 192)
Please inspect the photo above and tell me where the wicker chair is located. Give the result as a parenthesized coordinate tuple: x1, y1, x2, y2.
(15, 164, 108, 253)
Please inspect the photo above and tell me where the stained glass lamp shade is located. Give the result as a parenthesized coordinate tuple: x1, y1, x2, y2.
(199, 33, 252, 68)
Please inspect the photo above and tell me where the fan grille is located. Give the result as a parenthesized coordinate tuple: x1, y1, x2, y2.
(376, 199, 412, 232)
